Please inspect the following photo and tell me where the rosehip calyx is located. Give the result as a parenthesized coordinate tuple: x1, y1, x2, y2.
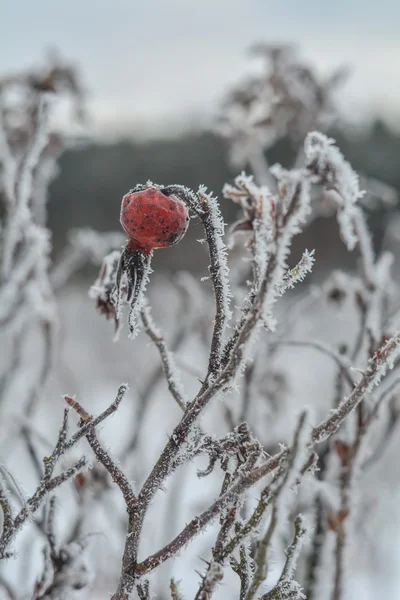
(120, 187, 189, 253)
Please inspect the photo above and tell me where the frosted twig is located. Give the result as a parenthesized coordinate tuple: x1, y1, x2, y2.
(196, 185, 232, 381)
(222, 172, 312, 373)
(0, 455, 87, 559)
(260, 515, 307, 600)
(305, 132, 379, 292)
(170, 578, 185, 600)
(0, 476, 14, 538)
(276, 249, 315, 296)
(312, 331, 400, 444)
(230, 545, 252, 600)
(305, 131, 365, 253)
(195, 452, 252, 600)
(136, 580, 150, 600)
(33, 536, 92, 599)
(66, 394, 136, 509)
(2, 97, 50, 278)
(140, 303, 186, 411)
(194, 561, 223, 600)
(245, 413, 308, 600)
(165, 184, 232, 382)
(134, 450, 285, 577)
(218, 468, 282, 561)
(64, 384, 128, 451)
(44, 496, 57, 556)
(0, 386, 127, 557)
(123, 285, 194, 458)
(125, 329, 400, 583)
(352, 207, 376, 287)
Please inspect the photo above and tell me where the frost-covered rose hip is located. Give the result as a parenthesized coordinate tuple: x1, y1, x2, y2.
(109, 184, 190, 337)
(120, 188, 189, 253)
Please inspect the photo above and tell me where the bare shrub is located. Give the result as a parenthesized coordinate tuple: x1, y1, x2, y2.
(1, 47, 400, 600)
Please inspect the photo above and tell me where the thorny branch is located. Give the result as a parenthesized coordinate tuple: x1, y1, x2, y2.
(81, 132, 400, 600)
(140, 303, 187, 411)
(261, 515, 307, 600)
(64, 388, 136, 509)
(164, 184, 232, 385)
(245, 412, 309, 600)
(0, 386, 127, 558)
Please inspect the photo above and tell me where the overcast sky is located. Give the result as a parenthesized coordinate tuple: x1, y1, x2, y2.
(1, 0, 399, 136)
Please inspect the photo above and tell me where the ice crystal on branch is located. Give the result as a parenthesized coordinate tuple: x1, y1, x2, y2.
(261, 515, 307, 600)
(276, 249, 315, 296)
(304, 131, 366, 250)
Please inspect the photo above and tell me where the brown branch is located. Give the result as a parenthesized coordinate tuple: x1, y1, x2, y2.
(123, 286, 192, 458)
(0, 386, 127, 558)
(312, 332, 400, 444)
(260, 515, 307, 600)
(86, 429, 136, 508)
(135, 450, 286, 576)
(165, 185, 232, 383)
(245, 413, 308, 600)
(0, 456, 87, 558)
(196, 187, 231, 382)
(140, 304, 186, 411)
(64, 384, 127, 451)
(65, 390, 136, 509)
(230, 546, 251, 600)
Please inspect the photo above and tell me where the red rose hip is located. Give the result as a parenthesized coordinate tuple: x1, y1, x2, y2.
(120, 188, 189, 253)
(109, 185, 191, 337)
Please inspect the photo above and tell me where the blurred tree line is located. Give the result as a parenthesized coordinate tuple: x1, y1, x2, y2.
(49, 119, 400, 274)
